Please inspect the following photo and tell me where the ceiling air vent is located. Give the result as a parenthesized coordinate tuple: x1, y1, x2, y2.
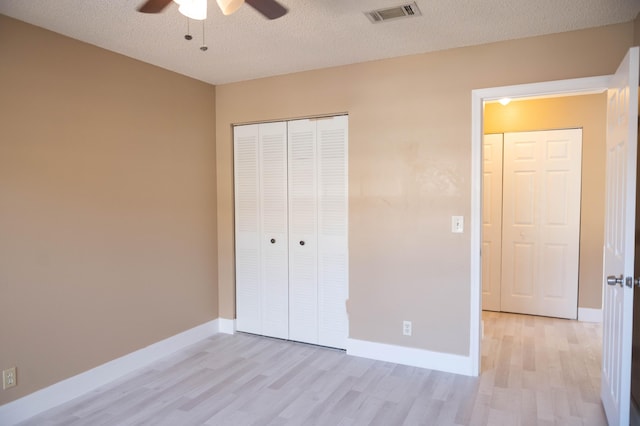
(365, 2, 422, 23)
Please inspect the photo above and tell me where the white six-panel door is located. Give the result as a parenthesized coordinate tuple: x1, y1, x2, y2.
(601, 46, 639, 426)
(482, 134, 503, 312)
(501, 129, 582, 319)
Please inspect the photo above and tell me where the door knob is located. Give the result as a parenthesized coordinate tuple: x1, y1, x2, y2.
(270, 238, 276, 244)
(299, 241, 305, 246)
(607, 275, 624, 287)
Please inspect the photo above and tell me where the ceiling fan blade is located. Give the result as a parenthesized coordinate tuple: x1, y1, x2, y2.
(245, 0, 288, 19)
(138, 0, 174, 13)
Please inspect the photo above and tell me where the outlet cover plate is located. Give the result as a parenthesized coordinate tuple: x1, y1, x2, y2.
(3, 367, 16, 389)
(403, 320, 412, 336)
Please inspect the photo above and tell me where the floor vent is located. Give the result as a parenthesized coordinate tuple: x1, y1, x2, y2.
(365, 2, 422, 23)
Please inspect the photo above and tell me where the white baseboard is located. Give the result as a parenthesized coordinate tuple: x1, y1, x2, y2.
(346, 338, 474, 376)
(0, 319, 220, 426)
(218, 318, 236, 334)
(578, 307, 602, 323)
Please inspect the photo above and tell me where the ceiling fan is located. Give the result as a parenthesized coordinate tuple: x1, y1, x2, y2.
(137, 0, 288, 20)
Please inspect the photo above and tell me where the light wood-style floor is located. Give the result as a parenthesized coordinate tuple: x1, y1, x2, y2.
(19, 312, 605, 425)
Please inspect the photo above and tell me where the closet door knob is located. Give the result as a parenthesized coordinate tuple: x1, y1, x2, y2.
(299, 241, 305, 246)
(270, 238, 276, 244)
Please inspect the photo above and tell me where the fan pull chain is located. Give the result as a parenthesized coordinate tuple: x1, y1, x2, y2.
(200, 20, 208, 51)
(184, 17, 192, 40)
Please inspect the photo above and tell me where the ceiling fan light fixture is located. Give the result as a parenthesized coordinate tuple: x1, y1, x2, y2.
(174, 0, 207, 20)
(216, 0, 244, 15)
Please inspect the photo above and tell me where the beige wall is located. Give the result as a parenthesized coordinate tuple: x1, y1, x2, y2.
(217, 23, 634, 356)
(484, 94, 607, 310)
(635, 12, 640, 46)
(0, 15, 218, 404)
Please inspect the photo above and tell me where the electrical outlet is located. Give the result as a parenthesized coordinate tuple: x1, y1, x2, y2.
(403, 320, 412, 336)
(3, 367, 16, 390)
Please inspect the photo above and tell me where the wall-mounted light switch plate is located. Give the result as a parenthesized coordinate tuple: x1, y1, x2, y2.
(452, 216, 464, 233)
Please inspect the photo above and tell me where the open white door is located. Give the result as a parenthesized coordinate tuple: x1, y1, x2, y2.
(602, 46, 639, 426)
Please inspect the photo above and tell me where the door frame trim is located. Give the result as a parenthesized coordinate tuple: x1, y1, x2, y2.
(469, 75, 612, 375)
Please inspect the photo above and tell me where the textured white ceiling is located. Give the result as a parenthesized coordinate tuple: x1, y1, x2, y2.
(1, 0, 639, 85)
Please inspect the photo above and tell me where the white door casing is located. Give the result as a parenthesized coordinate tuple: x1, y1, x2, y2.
(500, 129, 582, 320)
(472, 77, 614, 377)
(601, 46, 639, 426)
(482, 134, 503, 312)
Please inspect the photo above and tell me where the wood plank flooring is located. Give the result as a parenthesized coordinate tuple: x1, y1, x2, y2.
(18, 312, 605, 425)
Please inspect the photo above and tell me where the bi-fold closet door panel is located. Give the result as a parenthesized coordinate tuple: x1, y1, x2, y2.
(234, 122, 289, 339)
(288, 116, 349, 348)
(288, 119, 319, 344)
(315, 117, 349, 349)
(234, 116, 348, 349)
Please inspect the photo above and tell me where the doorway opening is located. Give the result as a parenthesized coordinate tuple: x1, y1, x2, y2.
(469, 76, 611, 376)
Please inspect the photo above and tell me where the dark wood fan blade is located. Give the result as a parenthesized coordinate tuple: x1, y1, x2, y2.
(137, 0, 173, 13)
(245, 0, 288, 19)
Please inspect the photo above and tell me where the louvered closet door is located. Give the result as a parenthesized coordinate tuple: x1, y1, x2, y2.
(236, 117, 348, 348)
(317, 116, 348, 349)
(234, 124, 262, 334)
(288, 119, 319, 344)
(258, 122, 289, 339)
(234, 122, 288, 338)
